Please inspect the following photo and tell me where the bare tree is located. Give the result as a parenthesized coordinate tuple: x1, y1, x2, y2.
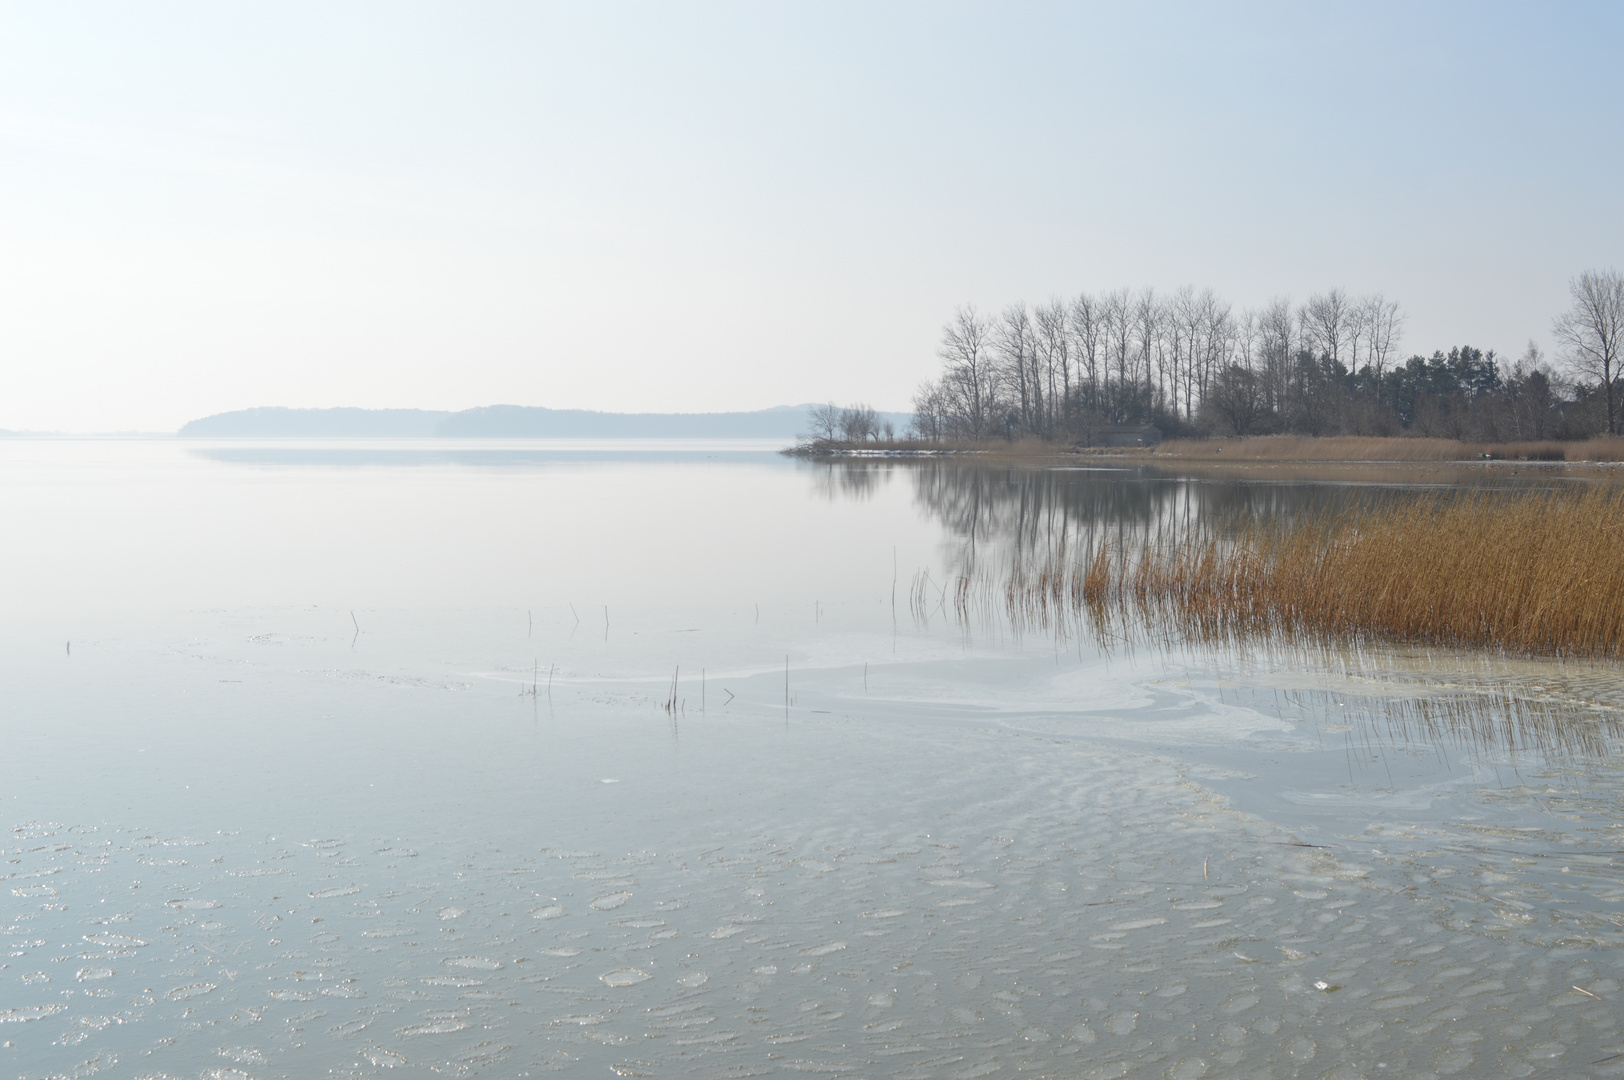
(916, 283, 1415, 441)
(1552, 268, 1624, 434)
(909, 380, 948, 441)
(1345, 297, 1369, 374)
(804, 402, 842, 442)
(1174, 286, 1222, 424)
(1102, 289, 1134, 421)
(1201, 289, 1234, 410)
(995, 304, 1038, 434)
(1502, 341, 1556, 441)
(937, 305, 996, 437)
(839, 404, 879, 442)
(1360, 295, 1405, 398)
(1133, 288, 1161, 408)
(1300, 288, 1350, 366)
(1069, 291, 1103, 413)
(1258, 297, 1296, 419)
(1233, 308, 1258, 371)
(1033, 298, 1070, 437)
(1165, 286, 1194, 420)
(1198, 289, 1233, 410)
(1232, 308, 1262, 405)
(1206, 363, 1268, 435)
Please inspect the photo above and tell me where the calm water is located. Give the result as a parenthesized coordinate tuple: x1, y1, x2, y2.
(3, 440, 1622, 1080)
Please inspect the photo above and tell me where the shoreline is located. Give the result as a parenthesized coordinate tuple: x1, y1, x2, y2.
(785, 433, 1624, 470)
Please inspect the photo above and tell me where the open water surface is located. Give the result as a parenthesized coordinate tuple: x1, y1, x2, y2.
(2, 439, 1622, 1079)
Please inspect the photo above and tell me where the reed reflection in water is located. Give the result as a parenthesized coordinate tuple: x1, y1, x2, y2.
(889, 460, 1624, 759)
(1210, 641, 1624, 763)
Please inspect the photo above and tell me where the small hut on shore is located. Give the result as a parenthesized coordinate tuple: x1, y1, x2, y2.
(1092, 424, 1163, 448)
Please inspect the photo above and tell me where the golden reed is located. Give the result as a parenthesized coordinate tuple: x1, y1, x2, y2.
(1153, 435, 1624, 462)
(1011, 487, 1624, 657)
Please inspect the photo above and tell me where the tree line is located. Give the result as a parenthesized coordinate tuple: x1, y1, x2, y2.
(907, 269, 1624, 442)
(804, 402, 895, 443)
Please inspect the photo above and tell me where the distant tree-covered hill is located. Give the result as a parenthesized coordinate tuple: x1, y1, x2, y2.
(179, 407, 451, 437)
(433, 404, 818, 438)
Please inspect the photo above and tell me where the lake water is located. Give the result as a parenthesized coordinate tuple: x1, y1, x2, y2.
(3, 439, 1622, 1080)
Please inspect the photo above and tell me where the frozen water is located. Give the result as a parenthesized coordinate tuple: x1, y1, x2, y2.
(2, 441, 1623, 1078)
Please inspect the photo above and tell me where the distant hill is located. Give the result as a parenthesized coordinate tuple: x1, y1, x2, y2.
(180, 407, 451, 437)
(435, 404, 833, 438)
(179, 404, 913, 439)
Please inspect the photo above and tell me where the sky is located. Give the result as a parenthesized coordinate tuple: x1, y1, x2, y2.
(0, 2, 1620, 432)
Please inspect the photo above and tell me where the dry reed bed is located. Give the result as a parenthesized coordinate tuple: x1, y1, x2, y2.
(998, 487, 1624, 657)
(1154, 435, 1624, 462)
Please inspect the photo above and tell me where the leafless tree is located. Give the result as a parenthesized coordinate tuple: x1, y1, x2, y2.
(1233, 308, 1259, 371)
(1500, 341, 1558, 441)
(1173, 286, 1223, 422)
(1345, 298, 1369, 374)
(1258, 297, 1296, 416)
(1552, 268, 1624, 434)
(910, 380, 949, 441)
(996, 304, 1038, 434)
(1206, 363, 1268, 435)
(1033, 299, 1070, 437)
(1198, 290, 1234, 409)
(839, 404, 879, 442)
(1165, 286, 1195, 420)
(804, 402, 842, 442)
(1102, 289, 1134, 420)
(1299, 288, 1350, 366)
(937, 305, 996, 437)
(1360, 295, 1405, 398)
(1069, 292, 1104, 412)
(1231, 308, 1263, 413)
(1133, 288, 1161, 407)
(912, 282, 1430, 441)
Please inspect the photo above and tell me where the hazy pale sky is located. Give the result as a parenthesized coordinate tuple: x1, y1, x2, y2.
(1, 2, 1619, 432)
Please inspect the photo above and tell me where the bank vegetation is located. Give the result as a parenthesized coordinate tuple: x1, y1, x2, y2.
(898, 269, 1624, 447)
(996, 486, 1624, 657)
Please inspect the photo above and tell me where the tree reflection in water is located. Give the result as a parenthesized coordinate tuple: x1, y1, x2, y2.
(804, 458, 894, 502)
(824, 459, 1624, 762)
